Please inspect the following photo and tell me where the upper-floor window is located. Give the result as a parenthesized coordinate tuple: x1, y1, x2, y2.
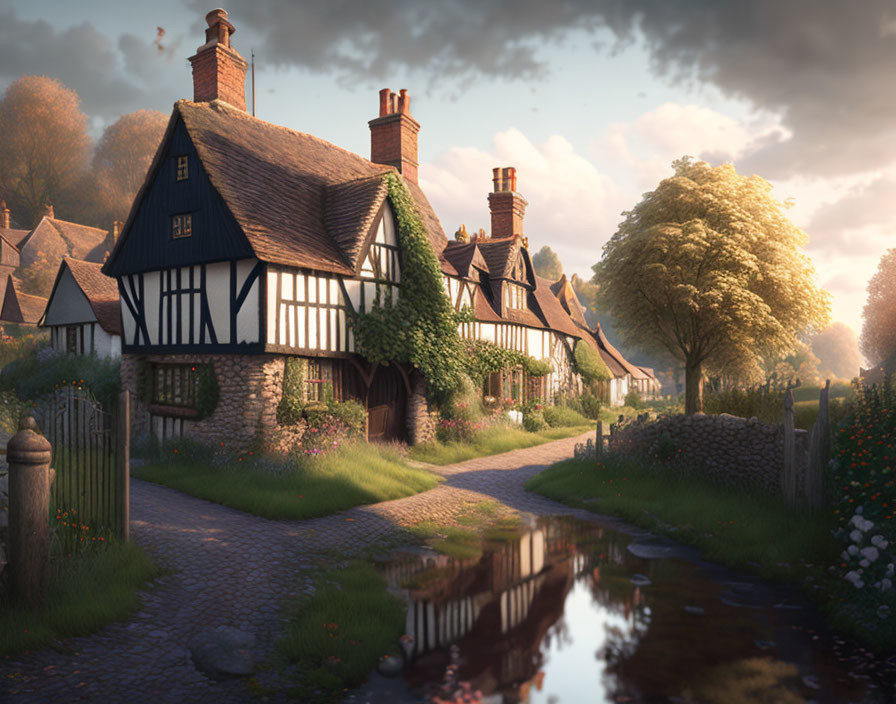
(503, 283, 527, 310)
(172, 213, 192, 239)
(176, 155, 189, 181)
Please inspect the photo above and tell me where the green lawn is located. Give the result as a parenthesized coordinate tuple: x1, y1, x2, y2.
(132, 443, 440, 520)
(408, 424, 590, 466)
(525, 456, 838, 583)
(0, 540, 160, 655)
(275, 561, 406, 702)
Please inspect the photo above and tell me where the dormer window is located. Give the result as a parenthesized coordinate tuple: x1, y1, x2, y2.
(176, 155, 189, 181)
(172, 213, 192, 239)
(504, 283, 527, 310)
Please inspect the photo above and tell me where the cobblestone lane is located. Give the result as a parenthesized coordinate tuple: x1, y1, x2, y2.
(0, 431, 596, 703)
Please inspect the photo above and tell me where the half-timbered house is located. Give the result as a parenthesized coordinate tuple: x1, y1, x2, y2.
(104, 8, 651, 449)
(40, 258, 122, 359)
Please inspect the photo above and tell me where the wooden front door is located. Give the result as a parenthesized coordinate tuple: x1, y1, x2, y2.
(366, 363, 407, 442)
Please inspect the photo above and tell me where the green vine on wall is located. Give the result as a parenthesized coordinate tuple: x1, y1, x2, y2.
(351, 173, 468, 404)
(194, 364, 219, 420)
(462, 340, 551, 384)
(574, 339, 612, 384)
(277, 356, 307, 425)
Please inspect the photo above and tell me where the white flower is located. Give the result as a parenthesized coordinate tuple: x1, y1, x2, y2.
(848, 545, 860, 556)
(845, 571, 865, 588)
(850, 530, 864, 544)
(857, 506, 864, 514)
(881, 579, 893, 592)
(861, 546, 880, 563)
(871, 535, 889, 550)
(860, 559, 871, 568)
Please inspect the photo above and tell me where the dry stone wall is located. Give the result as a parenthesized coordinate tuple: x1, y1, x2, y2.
(608, 412, 808, 496)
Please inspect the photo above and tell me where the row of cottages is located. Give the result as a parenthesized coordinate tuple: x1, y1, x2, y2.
(101, 8, 655, 447)
(0, 200, 111, 327)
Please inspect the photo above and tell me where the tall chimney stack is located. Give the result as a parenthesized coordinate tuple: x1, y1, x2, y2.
(0, 202, 9, 230)
(488, 167, 527, 240)
(188, 8, 248, 110)
(369, 88, 421, 184)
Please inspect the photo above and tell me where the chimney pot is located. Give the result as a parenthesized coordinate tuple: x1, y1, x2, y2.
(488, 167, 526, 239)
(189, 7, 248, 110)
(44, 204, 54, 219)
(369, 86, 421, 184)
(0, 201, 9, 230)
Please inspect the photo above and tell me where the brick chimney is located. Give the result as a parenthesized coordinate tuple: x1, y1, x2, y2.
(369, 88, 421, 184)
(488, 167, 527, 240)
(188, 8, 248, 110)
(43, 203, 54, 219)
(0, 202, 9, 230)
(112, 220, 122, 243)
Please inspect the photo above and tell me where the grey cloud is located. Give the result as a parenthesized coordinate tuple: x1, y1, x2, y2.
(192, 0, 896, 179)
(807, 176, 896, 254)
(0, 9, 185, 120)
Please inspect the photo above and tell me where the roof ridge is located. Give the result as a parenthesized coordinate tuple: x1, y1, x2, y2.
(47, 217, 107, 233)
(178, 99, 395, 175)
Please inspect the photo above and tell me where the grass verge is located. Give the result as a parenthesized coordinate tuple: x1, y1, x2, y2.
(526, 455, 896, 652)
(526, 456, 837, 578)
(0, 540, 160, 655)
(132, 442, 440, 520)
(408, 425, 589, 466)
(275, 561, 405, 703)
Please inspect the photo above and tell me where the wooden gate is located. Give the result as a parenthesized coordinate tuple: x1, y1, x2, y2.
(35, 387, 129, 540)
(367, 364, 408, 442)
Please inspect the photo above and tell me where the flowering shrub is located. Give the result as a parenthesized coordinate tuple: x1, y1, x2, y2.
(522, 408, 547, 432)
(830, 378, 896, 629)
(437, 417, 487, 443)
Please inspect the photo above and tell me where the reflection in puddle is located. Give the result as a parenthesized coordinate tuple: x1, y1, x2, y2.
(377, 516, 893, 703)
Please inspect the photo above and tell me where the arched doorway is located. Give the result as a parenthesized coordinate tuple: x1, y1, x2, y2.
(367, 363, 408, 442)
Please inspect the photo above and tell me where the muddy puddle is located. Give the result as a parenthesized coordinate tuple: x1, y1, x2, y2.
(366, 515, 895, 704)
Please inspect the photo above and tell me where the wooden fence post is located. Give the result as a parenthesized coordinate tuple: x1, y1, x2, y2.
(805, 380, 831, 510)
(117, 391, 130, 542)
(596, 420, 603, 458)
(7, 416, 53, 608)
(782, 388, 796, 504)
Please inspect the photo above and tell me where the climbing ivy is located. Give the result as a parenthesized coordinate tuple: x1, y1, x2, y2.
(351, 173, 467, 404)
(462, 340, 551, 384)
(277, 357, 307, 425)
(574, 339, 612, 383)
(194, 364, 220, 420)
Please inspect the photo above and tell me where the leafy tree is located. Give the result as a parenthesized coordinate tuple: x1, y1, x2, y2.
(88, 110, 168, 226)
(593, 157, 830, 414)
(532, 245, 562, 281)
(861, 249, 896, 372)
(569, 274, 600, 328)
(0, 76, 90, 227)
(811, 322, 861, 380)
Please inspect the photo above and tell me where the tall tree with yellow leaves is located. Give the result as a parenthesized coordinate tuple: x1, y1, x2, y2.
(861, 249, 896, 373)
(594, 158, 830, 414)
(0, 76, 90, 227)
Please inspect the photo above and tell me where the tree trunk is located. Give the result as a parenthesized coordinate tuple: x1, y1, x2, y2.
(685, 358, 703, 415)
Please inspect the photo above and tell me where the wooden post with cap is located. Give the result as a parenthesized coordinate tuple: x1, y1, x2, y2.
(7, 416, 53, 608)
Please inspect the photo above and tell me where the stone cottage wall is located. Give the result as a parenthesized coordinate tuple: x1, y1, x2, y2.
(121, 353, 285, 451)
(608, 412, 808, 496)
(407, 371, 437, 446)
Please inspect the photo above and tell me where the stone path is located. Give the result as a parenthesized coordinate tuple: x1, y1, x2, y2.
(0, 431, 599, 703)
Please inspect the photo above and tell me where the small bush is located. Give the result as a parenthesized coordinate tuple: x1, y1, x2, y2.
(543, 405, 589, 428)
(442, 374, 483, 422)
(326, 400, 367, 437)
(624, 389, 643, 409)
(437, 417, 486, 443)
(0, 350, 121, 409)
(523, 408, 548, 432)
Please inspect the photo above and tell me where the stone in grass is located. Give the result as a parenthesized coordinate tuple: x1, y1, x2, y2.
(630, 573, 651, 587)
(189, 626, 256, 680)
(377, 655, 404, 677)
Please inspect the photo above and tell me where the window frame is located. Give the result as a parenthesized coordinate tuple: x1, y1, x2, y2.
(150, 363, 198, 410)
(176, 155, 189, 181)
(171, 213, 193, 239)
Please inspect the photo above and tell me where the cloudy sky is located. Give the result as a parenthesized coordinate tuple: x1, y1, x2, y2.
(3, 0, 894, 349)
